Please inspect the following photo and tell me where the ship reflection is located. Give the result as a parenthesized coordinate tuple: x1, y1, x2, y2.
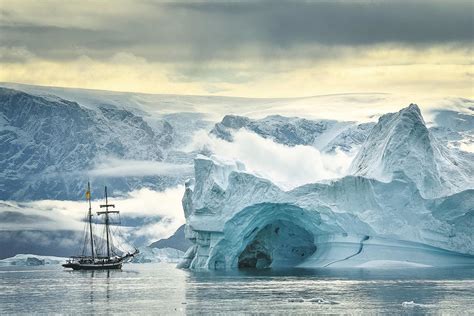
(79, 269, 113, 309)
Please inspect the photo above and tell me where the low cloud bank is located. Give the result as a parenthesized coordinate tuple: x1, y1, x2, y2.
(187, 129, 355, 190)
(0, 186, 186, 247)
(88, 159, 193, 178)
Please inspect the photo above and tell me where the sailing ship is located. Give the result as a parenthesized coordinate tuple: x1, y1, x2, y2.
(63, 183, 138, 270)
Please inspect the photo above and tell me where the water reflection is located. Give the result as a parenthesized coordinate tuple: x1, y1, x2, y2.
(89, 271, 94, 310)
(70, 268, 117, 312)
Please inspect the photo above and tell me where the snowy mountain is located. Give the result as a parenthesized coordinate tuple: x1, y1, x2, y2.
(0, 85, 379, 201)
(1, 83, 471, 201)
(211, 114, 375, 152)
(349, 104, 473, 199)
(149, 225, 192, 252)
(0, 87, 200, 200)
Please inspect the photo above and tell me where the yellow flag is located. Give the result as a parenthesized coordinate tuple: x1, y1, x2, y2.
(86, 190, 91, 200)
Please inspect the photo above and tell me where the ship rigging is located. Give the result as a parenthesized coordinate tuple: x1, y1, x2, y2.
(63, 183, 138, 270)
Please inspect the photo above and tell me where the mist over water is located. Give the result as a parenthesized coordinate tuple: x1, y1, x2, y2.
(1, 264, 473, 314)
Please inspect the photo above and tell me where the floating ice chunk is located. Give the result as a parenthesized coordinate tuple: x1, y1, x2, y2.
(402, 301, 429, 308)
(288, 298, 305, 303)
(309, 297, 339, 305)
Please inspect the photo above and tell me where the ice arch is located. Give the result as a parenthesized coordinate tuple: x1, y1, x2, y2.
(181, 201, 474, 270)
(179, 156, 474, 270)
(206, 203, 327, 270)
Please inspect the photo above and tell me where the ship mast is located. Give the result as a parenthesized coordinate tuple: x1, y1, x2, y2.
(87, 182, 95, 259)
(98, 186, 118, 258)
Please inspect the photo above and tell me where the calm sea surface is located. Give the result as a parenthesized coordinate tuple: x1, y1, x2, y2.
(0, 263, 473, 314)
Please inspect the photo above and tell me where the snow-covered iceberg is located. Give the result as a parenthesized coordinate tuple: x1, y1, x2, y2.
(0, 254, 67, 266)
(179, 105, 474, 270)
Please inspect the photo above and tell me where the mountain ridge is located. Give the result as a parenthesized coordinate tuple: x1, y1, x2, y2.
(0, 87, 185, 200)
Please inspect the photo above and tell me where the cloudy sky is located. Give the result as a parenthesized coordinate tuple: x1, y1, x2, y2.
(1, 0, 472, 98)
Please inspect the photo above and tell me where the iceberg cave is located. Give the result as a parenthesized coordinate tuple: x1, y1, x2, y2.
(210, 203, 322, 270)
(237, 220, 316, 269)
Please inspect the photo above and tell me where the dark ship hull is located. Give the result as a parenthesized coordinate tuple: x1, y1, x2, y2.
(63, 251, 137, 270)
(62, 260, 122, 270)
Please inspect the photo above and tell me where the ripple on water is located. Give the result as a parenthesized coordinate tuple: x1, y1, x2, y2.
(0, 264, 473, 314)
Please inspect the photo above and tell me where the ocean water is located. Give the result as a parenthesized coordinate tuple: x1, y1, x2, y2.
(1, 263, 473, 314)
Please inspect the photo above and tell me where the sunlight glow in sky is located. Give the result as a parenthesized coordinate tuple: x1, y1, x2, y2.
(1, 0, 472, 98)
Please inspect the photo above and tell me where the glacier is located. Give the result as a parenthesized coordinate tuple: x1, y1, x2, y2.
(179, 105, 474, 270)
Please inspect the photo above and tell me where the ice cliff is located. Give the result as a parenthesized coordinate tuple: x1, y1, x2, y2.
(179, 105, 474, 270)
